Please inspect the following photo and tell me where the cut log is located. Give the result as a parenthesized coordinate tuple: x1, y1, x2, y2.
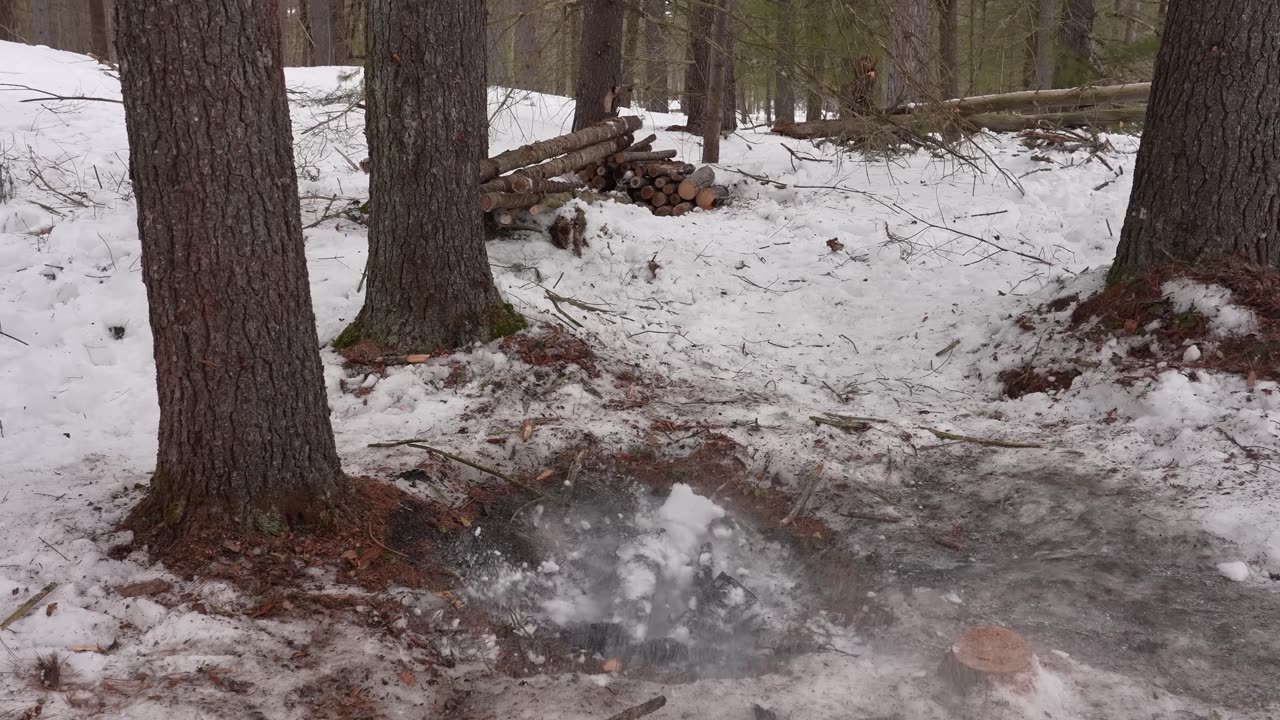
(481, 192, 551, 212)
(629, 176, 649, 189)
(481, 115, 643, 181)
(694, 184, 728, 210)
(622, 133, 657, 153)
(652, 176, 669, 189)
(671, 202, 693, 216)
(909, 82, 1150, 116)
(507, 135, 634, 192)
(939, 625, 1034, 694)
(654, 205, 673, 217)
(677, 166, 716, 201)
(639, 185, 656, 200)
(613, 149, 679, 164)
(483, 178, 580, 196)
(551, 206, 589, 256)
(651, 191, 669, 207)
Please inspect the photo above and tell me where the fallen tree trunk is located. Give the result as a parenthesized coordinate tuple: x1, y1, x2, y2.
(481, 115, 643, 181)
(613, 149, 679, 164)
(904, 82, 1150, 116)
(480, 190, 577, 212)
(773, 105, 1145, 140)
(677, 166, 716, 200)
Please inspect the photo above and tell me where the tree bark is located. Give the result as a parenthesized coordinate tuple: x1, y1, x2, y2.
(0, 0, 14, 42)
(573, 0, 626, 131)
(32, 0, 52, 45)
(1056, 0, 1098, 86)
(89, 0, 110, 57)
(936, 0, 959, 99)
(1121, 0, 1139, 42)
(804, 0, 827, 121)
(644, 0, 668, 112)
(330, 0, 351, 63)
(342, 0, 523, 353)
(1023, 0, 1055, 90)
(308, 0, 331, 64)
(114, 0, 345, 532)
(623, 3, 642, 91)
(721, 3, 737, 132)
(1112, 0, 1280, 276)
(887, 0, 931, 103)
(514, 7, 538, 90)
(701, 0, 729, 162)
(683, 0, 713, 132)
(774, 0, 796, 125)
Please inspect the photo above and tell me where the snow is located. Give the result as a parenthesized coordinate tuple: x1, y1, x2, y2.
(1216, 561, 1250, 582)
(1163, 278, 1259, 336)
(2, 39, 1279, 719)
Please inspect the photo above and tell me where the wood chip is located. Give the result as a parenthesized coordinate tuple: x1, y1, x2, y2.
(116, 579, 172, 598)
(45, 602, 57, 617)
(520, 418, 534, 442)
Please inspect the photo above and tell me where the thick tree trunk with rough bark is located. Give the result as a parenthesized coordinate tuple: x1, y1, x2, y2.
(1056, 0, 1098, 85)
(644, 0, 668, 112)
(342, 0, 522, 352)
(309, 0, 331, 64)
(887, 0, 931, 103)
(701, 0, 729, 162)
(774, 0, 796, 125)
(573, 0, 625, 131)
(936, 0, 959, 99)
(720, 1, 737, 132)
(114, 0, 345, 532)
(684, 0, 713, 131)
(514, 8, 538, 90)
(623, 4, 641, 91)
(89, 0, 110, 58)
(1112, 0, 1280, 276)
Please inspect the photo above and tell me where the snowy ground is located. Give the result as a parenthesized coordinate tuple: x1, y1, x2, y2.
(1, 42, 1278, 719)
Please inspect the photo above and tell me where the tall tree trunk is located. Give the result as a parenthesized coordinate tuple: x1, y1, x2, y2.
(774, 0, 795, 124)
(644, 0, 669, 112)
(721, 32, 737, 132)
(1023, 0, 1054, 90)
(1121, 0, 1139, 42)
(701, 0, 729, 162)
(514, 7, 538, 90)
(804, 0, 826, 121)
(936, 0, 959, 99)
(622, 3, 641, 92)
(573, 0, 624, 130)
(331, 0, 351, 63)
(684, 0, 713, 131)
(309, 0, 332, 64)
(298, 0, 313, 65)
(32, 0, 51, 46)
(342, 0, 523, 351)
(887, 0, 931, 103)
(1111, 0, 1280, 276)
(0, 0, 14, 42)
(1056, 0, 1097, 85)
(89, 0, 111, 56)
(114, 0, 345, 532)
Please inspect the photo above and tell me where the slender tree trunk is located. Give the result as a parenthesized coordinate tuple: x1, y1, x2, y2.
(309, 0, 332, 64)
(1121, 0, 1139, 42)
(1056, 0, 1098, 85)
(0, 0, 14, 42)
(331, 0, 351, 63)
(573, 0, 625, 130)
(701, 0, 729, 162)
(720, 1, 737, 132)
(342, 0, 523, 352)
(32, 0, 52, 45)
(89, 0, 110, 57)
(298, 0, 314, 65)
(684, 0, 713, 131)
(804, 0, 826, 121)
(1112, 0, 1280, 276)
(936, 0, 959, 99)
(887, 0, 931, 103)
(644, 0, 669, 112)
(774, 0, 795, 124)
(622, 3, 641, 91)
(514, 7, 538, 90)
(1023, 0, 1054, 89)
(114, 0, 345, 532)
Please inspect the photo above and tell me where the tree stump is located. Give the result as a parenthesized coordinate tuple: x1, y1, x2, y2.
(939, 625, 1034, 694)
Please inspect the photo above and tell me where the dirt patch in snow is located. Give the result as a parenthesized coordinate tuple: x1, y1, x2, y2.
(500, 326, 599, 376)
(1069, 264, 1280, 381)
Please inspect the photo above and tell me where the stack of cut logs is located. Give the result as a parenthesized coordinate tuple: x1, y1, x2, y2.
(479, 115, 726, 226)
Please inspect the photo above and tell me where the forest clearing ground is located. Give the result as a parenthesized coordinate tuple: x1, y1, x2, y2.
(0, 43, 1278, 719)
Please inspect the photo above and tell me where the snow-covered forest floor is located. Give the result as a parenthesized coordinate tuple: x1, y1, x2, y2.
(1, 43, 1277, 719)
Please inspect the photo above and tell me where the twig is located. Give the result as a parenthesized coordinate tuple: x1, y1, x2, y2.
(38, 537, 69, 562)
(0, 83, 121, 104)
(0, 329, 29, 346)
(811, 414, 873, 432)
(604, 696, 667, 720)
(1, 582, 58, 631)
(367, 525, 411, 560)
(369, 439, 546, 497)
(935, 339, 960, 357)
(925, 429, 1042, 449)
(780, 464, 825, 526)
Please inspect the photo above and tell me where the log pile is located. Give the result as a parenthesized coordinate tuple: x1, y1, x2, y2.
(478, 117, 726, 228)
(773, 82, 1150, 141)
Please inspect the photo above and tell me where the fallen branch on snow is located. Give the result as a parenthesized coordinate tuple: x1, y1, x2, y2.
(604, 696, 667, 720)
(1, 582, 58, 631)
(926, 429, 1043, 449)
(369, 439, 547, 497)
